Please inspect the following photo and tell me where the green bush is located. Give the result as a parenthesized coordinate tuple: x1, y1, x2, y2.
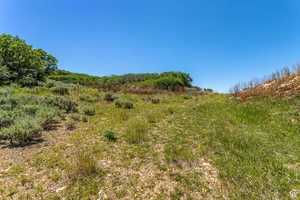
(0, 34, 57, 86)
(70, 113, 82, 121)
(104, 130, 117, 142)
(51, 87, 69, 95)
(151, 97, 160, 104)
(0, 110, 16, 129)
(36, 107, 61, 130)
(21, 105, 41, 115)
(115, 99, 134, 109)
(37, 95, 77, 113)
(81, 106, 96, 116)
(104, 92, 116, 102)
(152, 77, 184, 91)
(0, 119, 42, 145)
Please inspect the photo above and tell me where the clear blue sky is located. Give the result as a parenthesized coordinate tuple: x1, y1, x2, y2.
(1, 0, 300, 92)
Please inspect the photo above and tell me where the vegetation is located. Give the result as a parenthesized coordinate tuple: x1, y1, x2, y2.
(0, 34, 57, 86)
(0, 34, 299, 199)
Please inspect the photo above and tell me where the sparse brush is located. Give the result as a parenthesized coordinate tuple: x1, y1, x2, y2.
(117, 110, 130, 121)
(66, 119, 76, 130)
(21, 104, 41, 115)
(79, 95, 98, 103)
(51, 87, 69, 95)
(104, 92, 117, 102)
(146, 112, 160, 123)
(183, 95, 192, 100)
(151, 97, 160, 104)
(81, 106, 96, 116)
(115, 99, 134, 109)
(104, 130, 117, 142)
(70, 113, 82, 121)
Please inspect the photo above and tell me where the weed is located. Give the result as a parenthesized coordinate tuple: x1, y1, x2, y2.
(104, 130, 117, 142)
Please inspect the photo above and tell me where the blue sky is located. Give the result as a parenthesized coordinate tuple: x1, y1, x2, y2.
(1, 0, 300, 92)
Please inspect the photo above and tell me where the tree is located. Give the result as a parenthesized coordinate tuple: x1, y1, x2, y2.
(160, 72, 193, 87)
(0, 34, 58, 86)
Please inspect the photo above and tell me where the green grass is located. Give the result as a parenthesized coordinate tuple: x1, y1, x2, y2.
(0, 86, 299, 199)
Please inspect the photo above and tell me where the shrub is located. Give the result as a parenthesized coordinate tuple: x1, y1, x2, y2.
(70, 113, 82, 121)
(151, 97, 160, 104)
(115, 99, 134, 109)
(51, 87, 69, 95)
(79, 95, 98, 103)
(36, 107, 61, 130)
(104, 130, 117, 142)
(66, 120, 76, 130)
(104, 92, 116, 102)
(1, 119, 42, 145)
(183, 95, 192, 100)
(0, 96, 19, 108)
(0, 110, 16, 129)
(82, 106, 96, 116)
(125, 119, 148, 144)
(21, 105, 41, 115)
(37, 95, 77, 113)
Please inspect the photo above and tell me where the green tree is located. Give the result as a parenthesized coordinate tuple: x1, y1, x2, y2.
(0, 34, 57, 86)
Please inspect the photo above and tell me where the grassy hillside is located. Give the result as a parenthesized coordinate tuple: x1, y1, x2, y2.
(0, 34, 299, 200)
(0, 86, 299, 199)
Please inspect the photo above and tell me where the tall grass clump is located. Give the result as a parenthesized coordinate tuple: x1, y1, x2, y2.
(66, 149, 100, 181)
(125, 119, 148, 144)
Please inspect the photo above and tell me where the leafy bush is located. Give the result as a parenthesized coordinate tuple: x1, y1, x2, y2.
(0, 119, 42, 145)
(104, 130, 117, 142)
(21, 105, 41, 115)
(125, 120, 148, 144)
(81, 106, 96, 116)
(115, 99, 134, 109)
(36, 107, 61, 130)
(37, 95, 77, 113)
(51, 87, 69, 95)
(0, 110, 16, 129)
(104, 92, 117, 102)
